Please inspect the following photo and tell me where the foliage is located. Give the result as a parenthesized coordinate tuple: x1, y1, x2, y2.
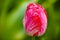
(0, 0, 60, 40)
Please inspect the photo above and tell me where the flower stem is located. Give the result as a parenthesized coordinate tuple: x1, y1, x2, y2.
(32, 36, 40, 40)
(32, 37, 35, 40)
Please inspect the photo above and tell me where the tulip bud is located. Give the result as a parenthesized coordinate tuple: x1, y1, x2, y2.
(23, 3, 48, 36)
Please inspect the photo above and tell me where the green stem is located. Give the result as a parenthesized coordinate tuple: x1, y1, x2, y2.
(32, 37, 35, 40)
(32, 36, 41, 40)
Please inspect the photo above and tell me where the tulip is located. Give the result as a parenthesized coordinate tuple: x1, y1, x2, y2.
(23, 3, 48, 36)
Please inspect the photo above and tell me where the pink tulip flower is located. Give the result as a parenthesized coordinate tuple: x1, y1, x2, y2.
(23, 3, 48, 36)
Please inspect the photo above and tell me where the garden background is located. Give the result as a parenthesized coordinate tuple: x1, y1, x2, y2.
(0, 0, 60, 40)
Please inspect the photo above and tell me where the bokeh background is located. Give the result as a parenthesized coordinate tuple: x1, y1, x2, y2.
(0, 0, 60, 40)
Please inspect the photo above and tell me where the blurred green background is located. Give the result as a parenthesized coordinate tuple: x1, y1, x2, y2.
(0, 0, 60, 40)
